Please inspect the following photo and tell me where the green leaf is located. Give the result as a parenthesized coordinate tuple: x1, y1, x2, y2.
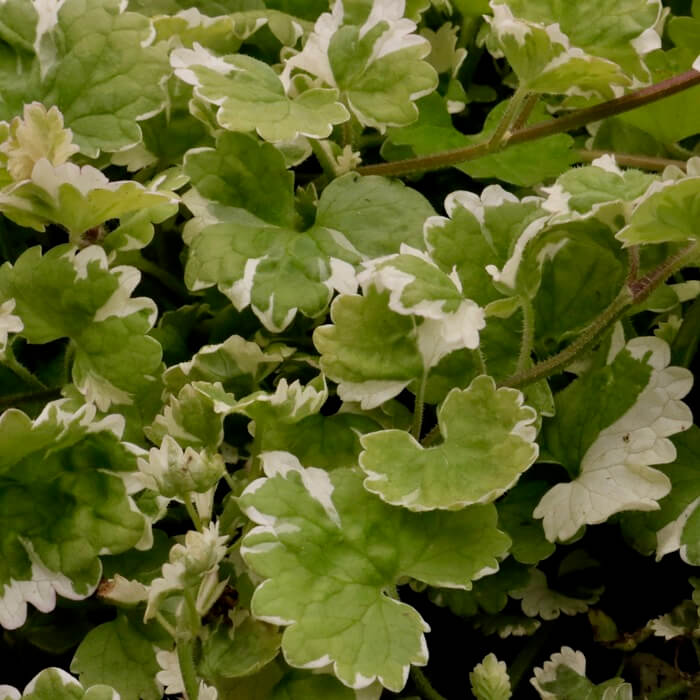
(359, 375, 538, 510)
(271, 671, 359, 700)
(0, 158, 175, 243)
(0, 244, 162, 410)
(199, 616, 282, 680)
(622, 426, 700, 564)
(531, 221, 627, 352)
(429, 558, 531, 617)
(512, 568, 599, 620)
(1, 0, 171, 157)
(484, 4, 630, 97)
(470, 653, 512, 700)
(281, 1, 438, 129)
(424, 184, 549, 303)
(386, 93, 575, 186)
(533, 649, 632, 699)
(184, 132, 296, 228)
(541, 155, 656, 226)
(172, 46, 349, 142)
(616, 175, 700, 246)
(616, 47, 700, 144)
(535, 336, 693, 542)
(502, 0, 663, 83)
(71, 613, 169, 700)
(146, 382, 225, 451)
(4, 668, 119, 700)
(184, 170, 434, 331)
(163, 334, 293, 398)
(252, 403, 382, 469)
(357, 247, 486, 369)
(311, 173, 435, 260)
(497, 480, 556, 565)
(0, 401, 146, 630)
(314, 287, 424, 408)
(239, 452, 511, 691)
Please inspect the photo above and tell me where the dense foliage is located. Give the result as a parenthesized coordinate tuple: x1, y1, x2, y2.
(0, 0, 700, 698)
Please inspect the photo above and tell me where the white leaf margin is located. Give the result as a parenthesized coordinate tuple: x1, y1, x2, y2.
(534, 336, 693, 542)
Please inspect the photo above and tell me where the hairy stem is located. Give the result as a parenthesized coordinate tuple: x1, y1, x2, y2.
(411, 375, 427, 440)
(0, 387, 62, 409)
(411, 666, 448, 700)
(177, 639, 200, 700)
(310, 139, 340, 177)
(488, 87, 528, 148)
(516, 299, 535, 373)
(2, 345, 46, 390)
(501, 241, 698, 389)
(356, 69, 700, 178)
(511, 92, 539, 131)
(574, 149, 689, 172)
(184, 495, 203, 532)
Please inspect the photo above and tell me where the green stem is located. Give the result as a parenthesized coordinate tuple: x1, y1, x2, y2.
(155, 611, 177, 639)
(356, 69, 700, 178)
(647, 680, 691, 700)
(488, 87, 528, 149)
(501, 241, 698, 389)
(411, 375, 427, 440)
(184, 495, 203, 532)
(411, 666, 448, 700)
(516, 299, 535, 373)
(2, 345, 46, 390)
(62, 342, 76, 385)
(0, 387, 62, 409)
(511, 92, 539, 131)
(176, 639, 200, 700)
(574, 148, 688, 172)
(625, 246, 640, 286)
(310, 139, 339, 177)
(475, 347, 488, 375)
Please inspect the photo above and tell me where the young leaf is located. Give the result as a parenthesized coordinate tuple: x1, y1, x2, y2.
(281, 0, 438, 130)
(531, 647, 632, 699)
(470, 653, 512, 700)
(0, 158, 175, 243)
(502, 0, 663, 83)
(198, 616, 282, 680)
(239, 452, 511, 691)
(172, 45, 349, 142)
(313, 287, 424, 408)
(70, 613, 170, 700)
(359, 375, 538, 510)
(616, 174, 700, 246)
(484, 3, 630, 98)
(512, 568, 598, 620)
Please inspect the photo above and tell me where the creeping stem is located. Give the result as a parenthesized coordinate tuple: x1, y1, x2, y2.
(501, 241, 699, 390)
(356, 69, 700, 178)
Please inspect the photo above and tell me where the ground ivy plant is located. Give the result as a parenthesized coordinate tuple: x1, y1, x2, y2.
(0, 0, 699, 698)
